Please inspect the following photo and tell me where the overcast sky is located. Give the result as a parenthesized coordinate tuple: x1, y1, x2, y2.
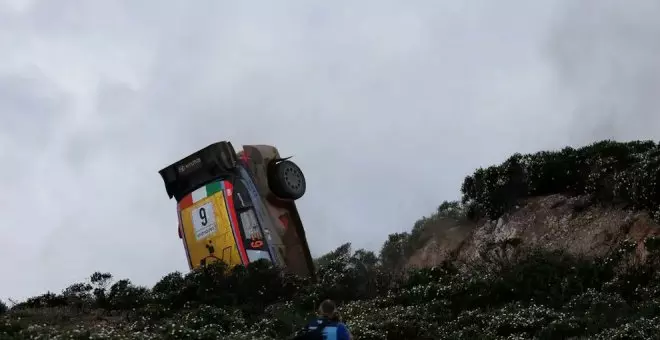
(1, 0, 659, 301)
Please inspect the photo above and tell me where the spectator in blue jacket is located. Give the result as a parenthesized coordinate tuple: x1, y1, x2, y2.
(301, 299, 352, 340)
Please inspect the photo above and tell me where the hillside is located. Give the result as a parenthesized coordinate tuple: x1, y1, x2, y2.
(406, 194, 660, 269)
(3, 139, 660, 339)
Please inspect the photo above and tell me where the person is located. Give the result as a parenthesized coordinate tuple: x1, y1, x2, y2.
(294, 299, 352, 340)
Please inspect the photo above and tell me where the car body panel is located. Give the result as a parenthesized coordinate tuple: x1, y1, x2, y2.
(238, 145, 316, 278)
(177, 180, 245, 269)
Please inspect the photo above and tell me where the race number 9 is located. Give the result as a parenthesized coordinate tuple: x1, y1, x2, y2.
(198, 207, 208, 226)
(192, 202, 217, 241)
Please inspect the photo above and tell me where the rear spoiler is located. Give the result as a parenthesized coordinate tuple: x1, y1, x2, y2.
(159, 141, 239, 201)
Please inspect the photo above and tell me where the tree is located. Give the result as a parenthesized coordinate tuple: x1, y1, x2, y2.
(436, 200, 466, 219)
(62, 282, 93, 312)
(379, 232, 411, 272)
(314, 242, 352, 269)
(90, 272, 113, 310)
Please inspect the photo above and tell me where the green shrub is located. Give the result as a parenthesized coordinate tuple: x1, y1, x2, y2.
(4, 236, 660, 339)
(461, 140, 660, 220)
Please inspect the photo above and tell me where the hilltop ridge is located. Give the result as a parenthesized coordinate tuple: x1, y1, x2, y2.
(384, 139, 660, 270)
(3, 139, 660, 339)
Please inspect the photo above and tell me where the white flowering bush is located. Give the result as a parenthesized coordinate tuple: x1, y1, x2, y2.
(4, 238, 660, 339)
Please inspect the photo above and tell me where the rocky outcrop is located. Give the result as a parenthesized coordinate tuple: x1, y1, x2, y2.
(407, 194, 660, 268)
(406, 219, 472, 268)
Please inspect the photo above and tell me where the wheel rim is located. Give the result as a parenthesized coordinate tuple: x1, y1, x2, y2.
(282, 162, 305, 194)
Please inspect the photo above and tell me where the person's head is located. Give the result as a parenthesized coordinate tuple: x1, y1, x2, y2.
(317, 299, 339, 320)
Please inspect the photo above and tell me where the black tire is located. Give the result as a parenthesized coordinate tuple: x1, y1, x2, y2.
(268, 160, 306, 199)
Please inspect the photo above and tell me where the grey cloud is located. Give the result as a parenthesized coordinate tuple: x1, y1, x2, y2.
(548, 0, 660, 145)
(0, 71, 63, 147)
(0, 69, 75, 299)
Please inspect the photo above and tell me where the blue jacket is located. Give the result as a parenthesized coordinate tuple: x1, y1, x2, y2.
(305, 317, 351, 340)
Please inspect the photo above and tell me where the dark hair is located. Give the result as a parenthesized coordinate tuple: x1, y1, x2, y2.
(317, 299, 340, 321)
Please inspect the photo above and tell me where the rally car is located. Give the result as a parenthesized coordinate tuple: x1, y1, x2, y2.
(158, 141, 315, 279)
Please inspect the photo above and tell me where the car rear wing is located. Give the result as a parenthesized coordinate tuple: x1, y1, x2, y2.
(159, 141, 239, 201)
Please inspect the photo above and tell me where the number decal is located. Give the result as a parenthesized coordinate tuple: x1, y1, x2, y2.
(191, 202, 217, 241)
(199, 207, 208, 226)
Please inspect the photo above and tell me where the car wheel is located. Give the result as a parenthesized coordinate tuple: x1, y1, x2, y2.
(268, 160, 306, 199)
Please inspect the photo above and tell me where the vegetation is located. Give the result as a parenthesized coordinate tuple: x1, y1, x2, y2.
(460, 139, 660, 220)
(3, 139, 660, 339)
(3, 240, 660, 339)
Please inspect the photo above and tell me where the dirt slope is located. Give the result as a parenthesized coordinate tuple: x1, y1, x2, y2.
(407, 194, 660, 268)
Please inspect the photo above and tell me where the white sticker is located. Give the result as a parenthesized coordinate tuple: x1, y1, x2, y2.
(239, 210, 263, 241)
(246, 250, 271, 263)
(191, 201, 217, 241)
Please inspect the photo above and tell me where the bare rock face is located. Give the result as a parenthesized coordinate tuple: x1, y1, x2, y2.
(406, 194, 660, 268)
(406, 221, 473, 268)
